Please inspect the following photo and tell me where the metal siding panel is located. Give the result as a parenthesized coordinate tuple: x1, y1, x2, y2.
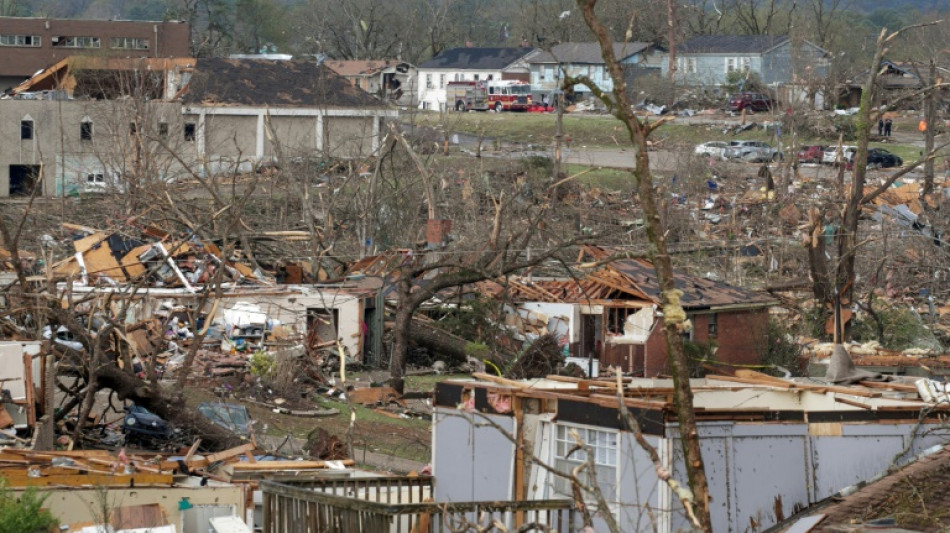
(473, 413, 516, 501)
(732, 435, 809, 528)
(810, 433, 904, 500)
(433, 409, 475, 502)
(618, 434, 663, 532)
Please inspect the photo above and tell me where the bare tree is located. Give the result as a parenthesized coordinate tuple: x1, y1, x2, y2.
(567, 0, 713, 528)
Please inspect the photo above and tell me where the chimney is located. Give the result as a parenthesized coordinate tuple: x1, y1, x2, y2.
(520, 39, 530, 48)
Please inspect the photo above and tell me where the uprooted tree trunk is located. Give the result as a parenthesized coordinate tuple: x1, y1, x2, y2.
(573, 0, 712, 528)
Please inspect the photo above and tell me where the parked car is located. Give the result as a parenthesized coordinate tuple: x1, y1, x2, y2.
(728, 92, 776, 113)
(694, 141, 729, 160)
(822, 145, 857, 166)
(724, 140, 782, 162)
(866, 148, 903, 168)
(796, 145, 826, 164)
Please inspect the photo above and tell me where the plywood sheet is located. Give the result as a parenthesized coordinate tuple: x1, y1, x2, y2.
(0, 343, 26, 400)
(82, 244, 126, 281)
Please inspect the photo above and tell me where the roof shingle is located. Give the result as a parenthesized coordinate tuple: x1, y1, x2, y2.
(418, 47, 535, 70)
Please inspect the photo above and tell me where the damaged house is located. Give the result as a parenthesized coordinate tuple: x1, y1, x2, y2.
(0, 56, 396, 197)
(488, 247, 775, 376)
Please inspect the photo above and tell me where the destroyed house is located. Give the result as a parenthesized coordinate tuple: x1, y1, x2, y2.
(0, 57, 396, 197)
(489, 248, 775, 376)
(48, 225, 385, 366)
(431, 374, 950, 532)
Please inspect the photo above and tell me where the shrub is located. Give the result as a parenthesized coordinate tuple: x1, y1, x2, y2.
(0, 485, 58, 533)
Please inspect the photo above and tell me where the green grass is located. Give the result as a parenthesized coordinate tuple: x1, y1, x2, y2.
(564, 164, 634, 190)
(403, 373, 468, 393)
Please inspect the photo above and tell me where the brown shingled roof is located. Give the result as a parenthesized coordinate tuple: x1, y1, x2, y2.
(183, 58, 386, 108)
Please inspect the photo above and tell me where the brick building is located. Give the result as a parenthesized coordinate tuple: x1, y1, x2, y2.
(486, 245, 775, 376)
(0, 17, 190, 88)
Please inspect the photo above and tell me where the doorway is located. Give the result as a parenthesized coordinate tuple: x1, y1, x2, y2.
(9, 165, 40, 197)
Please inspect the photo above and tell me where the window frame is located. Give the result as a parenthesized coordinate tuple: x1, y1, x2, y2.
(0, 34, 41, 47)
(55, 36, 100, 49)
(20, 119, 34, 140)
(80, 121, 93, 141)
(110, 37, 148, 50)
(550, 423, 619, 505)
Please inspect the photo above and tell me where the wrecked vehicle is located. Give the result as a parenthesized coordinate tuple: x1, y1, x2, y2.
(198, 402, 253, 437)
(694, 141, 729, 160)
(724, 140, 782, 162)
(123, 404, 171, 443)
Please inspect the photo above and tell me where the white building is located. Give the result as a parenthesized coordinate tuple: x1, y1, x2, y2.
(416, 46, 535, 110)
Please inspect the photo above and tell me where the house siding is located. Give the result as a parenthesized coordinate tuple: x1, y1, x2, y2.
(640, 308, 768, 376)
(660, 41, 828, 87)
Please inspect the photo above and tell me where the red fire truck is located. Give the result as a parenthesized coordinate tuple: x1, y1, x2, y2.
(447, 80, 533, 112)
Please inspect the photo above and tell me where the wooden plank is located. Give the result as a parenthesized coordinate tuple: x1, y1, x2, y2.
(784, 515, 825, 533)
(159, 442, 254, 471)
(230, 459, 355, 471)
(834, 396, 872, 409)
(706, 375, 792, 389)
(0, 473, 173, 487)
(734, 369, 795, 387)
(858, 380, 920, 392)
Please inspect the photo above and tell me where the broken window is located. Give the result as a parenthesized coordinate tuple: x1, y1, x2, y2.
(552, 424, 617, 501)
(86, 173, 105, 184)
(53, 36, 100, 48)
(708, 313, 718, 338)
(20, 119, 33, 140)
(184, 123, 196, 141)
(158, 122, 169, 139)
(0, 35, 40, 47)
(111, 37, 148, 50)
(80, 120, 92, 141)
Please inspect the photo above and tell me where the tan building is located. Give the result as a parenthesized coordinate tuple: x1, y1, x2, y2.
(0, 17, 190, 89)
(0, 57, 397, 197)
(325, 59, 417, 107)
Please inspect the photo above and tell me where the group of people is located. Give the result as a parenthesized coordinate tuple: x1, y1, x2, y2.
(877, 117, 893, 137)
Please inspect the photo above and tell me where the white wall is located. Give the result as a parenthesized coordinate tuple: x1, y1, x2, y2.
(416, 69, 502, 110)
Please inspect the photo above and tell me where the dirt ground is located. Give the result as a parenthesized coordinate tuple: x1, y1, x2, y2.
(182, 371, 463, 467)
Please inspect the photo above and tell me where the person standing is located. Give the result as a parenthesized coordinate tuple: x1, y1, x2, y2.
(878, 118, 884, 136)
(884, 118, 893, 137)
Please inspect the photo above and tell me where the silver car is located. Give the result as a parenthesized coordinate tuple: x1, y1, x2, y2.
(694, 141, 729, 160)
(724, 140, 782, 162)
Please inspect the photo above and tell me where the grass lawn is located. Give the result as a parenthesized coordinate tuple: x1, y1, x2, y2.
(564, 164, 634, 190)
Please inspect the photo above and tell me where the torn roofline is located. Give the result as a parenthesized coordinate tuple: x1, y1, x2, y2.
(180, 105, 399, 117)
(54, 283, 376, 298)
(434, 376, 947, 435)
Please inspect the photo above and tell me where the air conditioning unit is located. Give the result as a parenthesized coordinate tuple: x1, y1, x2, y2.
(51, 36, 59, 42)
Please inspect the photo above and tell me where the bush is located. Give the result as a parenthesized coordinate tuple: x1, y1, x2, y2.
(851, 304, 943, 352)
(248, 350, 275, 379)
(0, 485, 58, 533)
(683, 340, 717, 377)
(761, 319, 806, 376)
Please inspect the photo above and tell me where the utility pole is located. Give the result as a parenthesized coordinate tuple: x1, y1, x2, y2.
(924, 58, 937, 194)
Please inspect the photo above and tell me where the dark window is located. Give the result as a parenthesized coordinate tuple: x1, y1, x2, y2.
(184, 123, 196, 141)
(129, 122, 137, 135)
(20, 120, 33, 140)
(158, 123, 169, 139)
(80, 121, 92, 141)
(708, 313, 718, 338)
